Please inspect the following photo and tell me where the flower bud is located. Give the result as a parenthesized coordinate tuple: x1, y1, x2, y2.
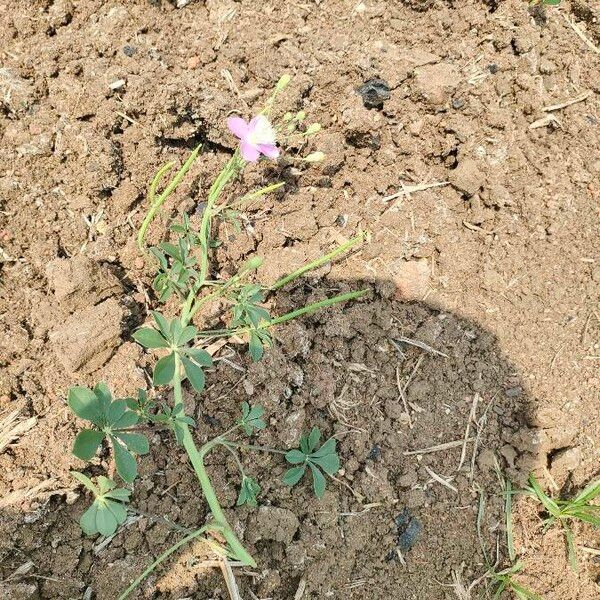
(304, 123, 321, 135)
(276, 74, 292, 92)
(303, 151, 326, 163)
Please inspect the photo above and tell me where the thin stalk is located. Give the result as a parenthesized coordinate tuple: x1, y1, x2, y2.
(224, 440, 286, 456)
(137, 145, 202, 250)
(197, 151, 242, 288)
(197, 289, 369, 339)
(218, 181, 285, 213)
(185, 257, 257, 325)
(219, 441, 247, 478)
(172, 354, 256, 567)
(270, 232, 366, 291)
(118, 524, 215, 599)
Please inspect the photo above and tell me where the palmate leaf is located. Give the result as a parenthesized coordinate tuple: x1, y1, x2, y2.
(309, 463, 326, 498)
(237, 476, 261, 507)
(249, 331, 264, 362)
(238, 402, 266, 435)
(152, 311, 171, 339)
(282, 466, 306, 486)
(67, 383, 148, 484)
(285, 449, 306, 464)
(68, 387, 103, 425)
(182, 347, 213, 366)
(113, 432, 150, 455)
(112, 438, 138, 483)
(283, 427, 340, 498)
(73, 472, 131, 537)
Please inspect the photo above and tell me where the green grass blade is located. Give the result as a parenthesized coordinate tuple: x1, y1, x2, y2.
(510, 580, 543, 600)
(563, 524, 578, 572)
(118, 525, 212, 599)
(573, 479, 600, 504)
(270, 232, 367, 291)
(137, 145, 201, 250)
(528, 475, 560, 517)
(506, 480, 516, 563)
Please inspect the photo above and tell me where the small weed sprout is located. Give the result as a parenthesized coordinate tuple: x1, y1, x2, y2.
(478, 479, 542, 600)
(527, 474, 600, 571)
(65, 76, 362, 597)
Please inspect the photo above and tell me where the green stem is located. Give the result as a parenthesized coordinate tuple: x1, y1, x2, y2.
(270, 232, 367, 291)
(172, 354, 256, 567)
(118, 524, 215, 599)
(197, 151, 242, 288)
(197, 289, 369, 338)
(218, 441, 247, 478)
(137, 145, 202, 250)
(224, 440, 286, 455)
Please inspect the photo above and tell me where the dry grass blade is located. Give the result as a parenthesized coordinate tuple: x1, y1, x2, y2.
(396, 365, 412, 428)
(0, 478, 57, 509)
(219, 557, 242, 600)
(458, 394, 479, 473)
(542, 90, 592, 112)
(404, 438, 473, 456)
(425, 466, 458, 493)
(294, 578, 307, 599)
(564, 15, 600, 55)
(392, 337, 449, 358)
(382, 181, 449, 202)
(0, 408, 37, 453)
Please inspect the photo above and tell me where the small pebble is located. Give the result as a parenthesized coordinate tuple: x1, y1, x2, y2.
(133, 258, 145, 270)
(451, 97, 465, 109)
(488, 63, 499, 74)
(505, 386, 523, 398)
(109, 79, 126, 91)
(123, 46, 137, 57)
(187, 56, 201, 69)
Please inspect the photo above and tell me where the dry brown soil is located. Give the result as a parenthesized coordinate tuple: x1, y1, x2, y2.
(1, 0, 599, 599)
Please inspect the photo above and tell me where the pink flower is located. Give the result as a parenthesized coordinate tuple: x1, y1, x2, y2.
(227, 115, 280, 162)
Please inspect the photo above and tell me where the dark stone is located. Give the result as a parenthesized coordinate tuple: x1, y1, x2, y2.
(368, 444, 381, 461)
(395, 508, 422, 552)
(452, 97, 465, 109)
(357, 78, 391, 109)
(488, 63, 499, 74)
(123, 46, 137, 57)
(505, 386, 523, 398)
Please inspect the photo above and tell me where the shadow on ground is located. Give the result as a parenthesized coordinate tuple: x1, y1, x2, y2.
(0, 277, 543, 599)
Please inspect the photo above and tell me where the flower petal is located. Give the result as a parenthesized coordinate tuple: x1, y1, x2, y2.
(248, 115, 276, 144)
(227, 116, 249, 139)
(240, 141, 261, 162)
(257, 143, 280, 159)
